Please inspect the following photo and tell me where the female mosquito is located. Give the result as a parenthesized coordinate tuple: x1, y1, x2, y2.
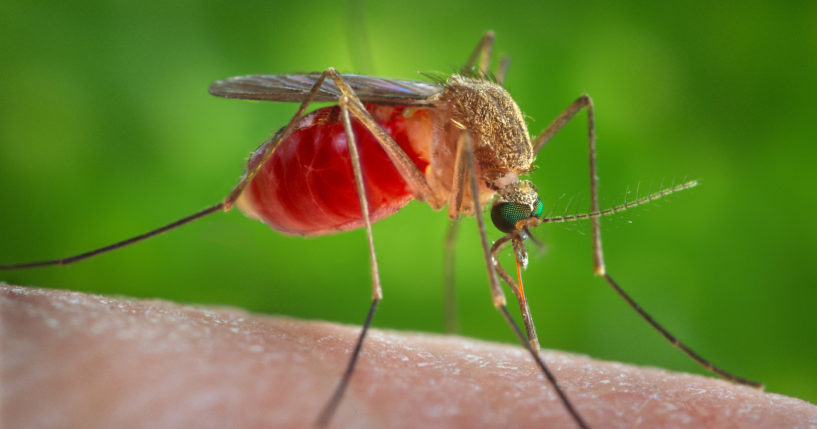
(0, 32, 760, 428)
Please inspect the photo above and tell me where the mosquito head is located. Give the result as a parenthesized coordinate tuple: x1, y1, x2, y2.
(490, 180, 543, 234)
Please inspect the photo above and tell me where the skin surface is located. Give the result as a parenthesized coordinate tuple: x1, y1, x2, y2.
(2, 284, 815, 429)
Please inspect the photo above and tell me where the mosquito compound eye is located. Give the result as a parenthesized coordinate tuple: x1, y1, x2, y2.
(491, 198, 544, 233)
(491, 202, 529, 233)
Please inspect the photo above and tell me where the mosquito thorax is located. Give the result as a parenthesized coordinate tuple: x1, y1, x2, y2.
(490, 180, 543, 233)
(441, 75, 534, 174)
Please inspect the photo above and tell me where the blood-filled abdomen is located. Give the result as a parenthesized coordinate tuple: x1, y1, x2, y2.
(236, 104, 433, 236)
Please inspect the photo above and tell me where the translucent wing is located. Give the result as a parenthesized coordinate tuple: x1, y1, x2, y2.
(209, 73, 441, 105)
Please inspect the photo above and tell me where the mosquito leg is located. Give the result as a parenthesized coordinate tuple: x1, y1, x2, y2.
(462, 131, 588, 428)
(533, 95, 763, 388)
(0, 203, 224, 270)
(461, 31, 495, 77)
(447, 130, 468, 219)
(531, 95, 591, 154)
(339, 97, 383, 301)
(531, 96, 603, 271)
(315, 299, 379, 428)
(440, 131, 473, 334)
(601, 273, 762, 387)
(496, 54, 511, 87)
(490, 235, 540, 350)
(315, 97, 384, 427)
(324, 69, 440, 207)
(443, 219, 460, 334)
(457, 132, 504, 306)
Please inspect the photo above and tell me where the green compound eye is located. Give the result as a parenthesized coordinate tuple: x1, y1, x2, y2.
(491, 198, 544, 233)
(532, 197, 544, 218)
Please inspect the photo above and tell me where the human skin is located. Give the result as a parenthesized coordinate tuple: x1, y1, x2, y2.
(2, 284, 815, 429)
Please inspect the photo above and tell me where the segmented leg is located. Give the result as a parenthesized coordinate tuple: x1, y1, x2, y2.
(496, 55, 511, 87)
(461, 31, 495, 77)
(219, 66, 445, 426)
(324, 69, 441, 207)
(447, 130, 469, 219)
(315, 98, 383, 427)
(531, 95, 603, 271)
(531, 95, 762, 388)
(443, 219, 460, 334)
(0, 204, 224, 270)
(460, 130, 588, 429)
(308, 69, 459, 425)
(439, 32, 505, 335)
(461, 31, 510, 86)
(340, 96, 382, 300)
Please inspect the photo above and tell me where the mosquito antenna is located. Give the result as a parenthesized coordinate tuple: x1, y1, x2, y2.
(496, 54, 511, 86)
(531, 180, 698, 226)
(0, 203, 224, 270)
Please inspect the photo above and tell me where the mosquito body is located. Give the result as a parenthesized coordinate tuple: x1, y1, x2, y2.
(1, 32, 760, 428)
(228, 75, 528, 235)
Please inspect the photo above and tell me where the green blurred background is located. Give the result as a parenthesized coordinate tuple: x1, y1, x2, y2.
(1, 0, 815, 405)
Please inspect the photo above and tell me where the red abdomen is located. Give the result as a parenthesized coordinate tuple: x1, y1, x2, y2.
(237, 104, 433, 236)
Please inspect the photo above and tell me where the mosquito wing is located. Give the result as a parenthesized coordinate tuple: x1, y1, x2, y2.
(209, 73, 441, 105)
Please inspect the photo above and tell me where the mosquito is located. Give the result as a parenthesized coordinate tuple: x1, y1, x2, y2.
(0, 32, 761, 428)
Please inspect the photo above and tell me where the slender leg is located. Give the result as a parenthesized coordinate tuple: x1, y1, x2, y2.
(313, 70, 488, 425)
(461, 131, 588, 429)
(461, 31, 495, 77)
(531, 95, 592, 154)
(447, 130, 469, 219)
(443, 219, 460, 334)
(530, 95, 603, 272)
(0, 204, 224, 270)
(316, 299, 379, 427)
(496, 54, 511, 87)
(458, 132, 504, 306)
(315, 97, 384, 427)
(220, 69, 439, 426)
(602, 273, 761, 387)
(324, 69, 441, 207)
(532, 95, 762, 388)
(339, 97, 382, 301)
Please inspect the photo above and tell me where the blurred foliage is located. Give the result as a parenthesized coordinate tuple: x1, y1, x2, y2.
(1, 0, 816, 405)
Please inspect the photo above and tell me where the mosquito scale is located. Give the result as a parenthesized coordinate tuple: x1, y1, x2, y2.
(0, 32, 762, 428)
